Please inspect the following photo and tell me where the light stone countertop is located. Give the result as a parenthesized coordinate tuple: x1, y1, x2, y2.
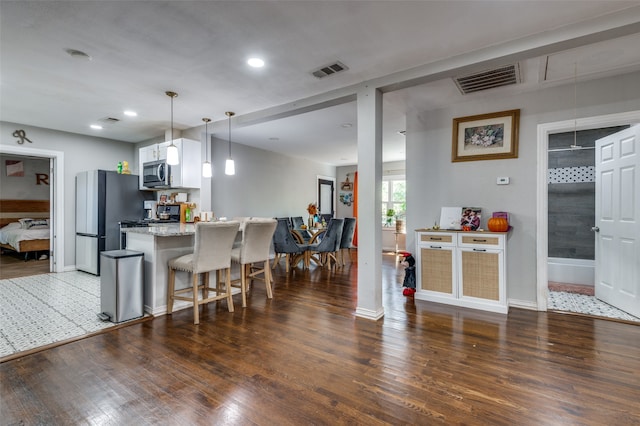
(124, 223, 196, 237)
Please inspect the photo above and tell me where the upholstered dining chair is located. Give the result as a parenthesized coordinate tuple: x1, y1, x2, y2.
(338, 217, 357, 266)
(231, 218, 278, 307)
(291, 216, 304, 229)
(167, 221, 240, 324)
(272, 218, 309, 271)
(276, 217, 292, 230)
(308, 218, 344, 269)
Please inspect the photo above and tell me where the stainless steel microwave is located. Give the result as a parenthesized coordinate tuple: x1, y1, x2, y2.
(142, 160, 171, 188)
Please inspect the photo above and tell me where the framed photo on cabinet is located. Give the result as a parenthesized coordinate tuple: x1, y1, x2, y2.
(452, 109, 519, 162)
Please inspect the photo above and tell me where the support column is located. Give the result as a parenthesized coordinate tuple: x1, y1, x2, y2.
(355, 85, 384, 320)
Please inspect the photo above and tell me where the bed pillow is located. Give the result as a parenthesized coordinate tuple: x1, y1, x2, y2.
(18, 218, 34, 228)
(19, 218, 49, 229)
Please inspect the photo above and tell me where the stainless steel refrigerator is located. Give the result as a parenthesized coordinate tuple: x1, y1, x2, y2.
(75, 170, 154, 275)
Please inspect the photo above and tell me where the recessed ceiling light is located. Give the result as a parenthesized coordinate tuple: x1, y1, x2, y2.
(247, 57, 265, 68)
(124, 110, 137, 117)
(64, 48, 91, 61)
(341, 123, 353, 128)
(90, 124, 103, 130)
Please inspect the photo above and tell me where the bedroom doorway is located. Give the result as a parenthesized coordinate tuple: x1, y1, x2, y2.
(0, 145, 65, 277)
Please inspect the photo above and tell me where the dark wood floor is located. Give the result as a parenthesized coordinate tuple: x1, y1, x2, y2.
(0, 250, 50, 279)
(2, 254, 639, 425)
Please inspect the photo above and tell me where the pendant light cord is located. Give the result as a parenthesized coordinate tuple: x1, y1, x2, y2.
(226, 111, 235, 158)
(171, 95, 174, 142)
(573, 62, 578, 148)
(228, 114, 232, 158)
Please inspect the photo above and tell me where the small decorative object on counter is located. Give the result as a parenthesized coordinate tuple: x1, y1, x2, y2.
(121, 161, 131, 174)
(488, 212, 509, 232)
(306, 202, 318, 228)
(117, 162, 123, 174)
(461, 207, 481, 231)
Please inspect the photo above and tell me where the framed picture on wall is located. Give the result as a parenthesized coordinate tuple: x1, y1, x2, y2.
(6, 160, 24, 177)
(340, 177, 353, 191)
(452, 109, 519, 162)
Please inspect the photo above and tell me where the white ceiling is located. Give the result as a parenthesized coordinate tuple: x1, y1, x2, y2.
(1, 1, 640, 166)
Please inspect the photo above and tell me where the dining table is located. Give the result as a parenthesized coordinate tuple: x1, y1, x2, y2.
(291, 226, 326, 268)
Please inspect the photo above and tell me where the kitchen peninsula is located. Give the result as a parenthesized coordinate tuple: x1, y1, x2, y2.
(125, 224, 197, 315)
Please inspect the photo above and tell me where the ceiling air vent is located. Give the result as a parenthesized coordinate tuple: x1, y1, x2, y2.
(312, 61, 349, 79)
(454, 63, 520, 94)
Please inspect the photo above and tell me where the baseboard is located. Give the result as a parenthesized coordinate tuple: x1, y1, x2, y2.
(355, 306, 385, 320)
(508, 299, 538, 311)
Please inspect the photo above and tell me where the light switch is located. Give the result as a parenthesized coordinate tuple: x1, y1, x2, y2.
(497, 177, 510, 185)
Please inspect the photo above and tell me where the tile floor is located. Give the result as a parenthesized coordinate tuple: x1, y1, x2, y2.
(548, 290, 640, 323)
(0, 271, 115, 359)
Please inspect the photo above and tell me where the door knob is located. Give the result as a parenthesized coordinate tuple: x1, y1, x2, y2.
(591, 226, 600, 232)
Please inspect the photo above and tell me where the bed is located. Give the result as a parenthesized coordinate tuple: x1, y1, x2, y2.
(0, 199, 50, 256)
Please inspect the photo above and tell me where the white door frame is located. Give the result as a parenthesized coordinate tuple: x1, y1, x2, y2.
(536, 110, 640, 310)
(0, 145, 65, 273)
(316, 175, 336, 216)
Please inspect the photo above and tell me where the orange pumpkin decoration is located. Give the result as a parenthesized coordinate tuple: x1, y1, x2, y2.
(487, 217, 509, 232)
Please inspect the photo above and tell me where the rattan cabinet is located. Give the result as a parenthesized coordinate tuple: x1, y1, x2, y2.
(415, 230, 508, 314)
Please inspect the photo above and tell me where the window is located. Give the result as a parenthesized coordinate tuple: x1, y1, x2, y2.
(382, 177, 406, 226)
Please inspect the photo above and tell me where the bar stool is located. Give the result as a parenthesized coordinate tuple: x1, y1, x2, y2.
(167, 221, 240, 324)
(231, 218, 278, 307)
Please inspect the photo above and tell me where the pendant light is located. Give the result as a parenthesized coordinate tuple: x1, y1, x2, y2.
(225, 111, 236, 176)
(202, 117, 212, 178)
(166, 91, 179, 165)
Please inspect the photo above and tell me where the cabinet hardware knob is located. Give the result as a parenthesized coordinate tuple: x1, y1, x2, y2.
(431, 237, 442, 240)
(430, 246, 442, 249)
(473, 248, 487, 252)
(473, 239, 487, 242)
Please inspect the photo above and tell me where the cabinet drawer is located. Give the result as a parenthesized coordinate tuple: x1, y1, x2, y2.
(458, 234, 504, 249)
(418, 233, 455, 246)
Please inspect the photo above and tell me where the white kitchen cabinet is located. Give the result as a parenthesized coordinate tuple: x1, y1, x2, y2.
(139, 139, 201, 189)
(415, 230, 508, 314)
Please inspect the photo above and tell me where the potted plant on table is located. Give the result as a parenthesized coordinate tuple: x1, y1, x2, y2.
(385, 209, 395, 227)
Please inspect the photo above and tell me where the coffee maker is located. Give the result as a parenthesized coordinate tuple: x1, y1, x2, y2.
(144, 200, 157, 220)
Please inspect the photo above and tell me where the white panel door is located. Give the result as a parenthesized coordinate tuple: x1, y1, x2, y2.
(595, 125, 640, 317)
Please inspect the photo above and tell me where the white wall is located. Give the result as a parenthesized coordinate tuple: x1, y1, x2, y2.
(1, 122, 140, 267)
(209, 136, 335, 219)
(406, 70, 640, 305)
(336, 165, 357, 218)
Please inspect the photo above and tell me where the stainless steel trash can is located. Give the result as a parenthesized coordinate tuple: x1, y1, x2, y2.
(99, 249, 144, 323)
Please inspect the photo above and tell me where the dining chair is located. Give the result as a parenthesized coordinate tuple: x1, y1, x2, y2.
(276, 217, 292, 230)
(320, 213, 333, 225)
(308, 218, 344, 269)
(272, 218, 309, 271)
(167, 221, 240, 324)
(231, 218, 278, 307)
(291, 216, 304, 229)
(338, 217, 357, 266)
